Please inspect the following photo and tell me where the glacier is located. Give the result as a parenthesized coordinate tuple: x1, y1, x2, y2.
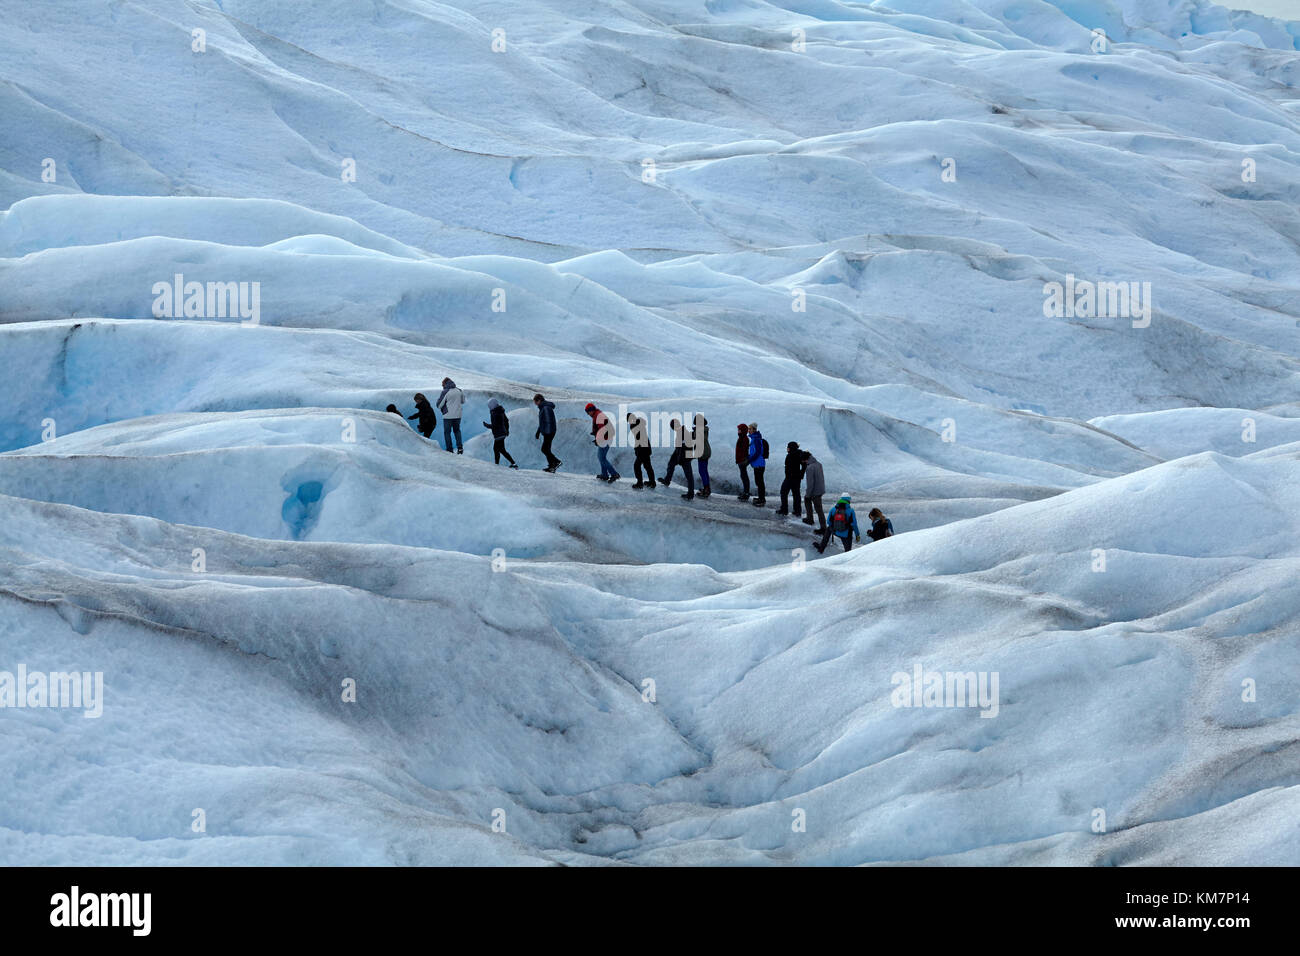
(0, 0, 1298, 865)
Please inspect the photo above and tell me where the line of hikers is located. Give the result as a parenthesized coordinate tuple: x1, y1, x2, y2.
(386, 391, 894, 554)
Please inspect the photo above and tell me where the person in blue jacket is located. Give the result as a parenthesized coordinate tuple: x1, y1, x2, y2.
(747, 423, 767, 507)
(815, 495, 860, 553)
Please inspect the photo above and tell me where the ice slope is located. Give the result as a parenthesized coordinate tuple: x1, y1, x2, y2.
(2, 0, 1299, 864)
(1, 448, 1297, 864)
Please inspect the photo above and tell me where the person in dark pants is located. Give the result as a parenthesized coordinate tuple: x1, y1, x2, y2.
(868, 508, 895, 541)
(533, 394, 561, 472)
(691, 414, 711, 498)
(746, 423, 767, 507)
(815, 496, 860, 554)
(437, 378, 464, 453)
(407, 393, 437, 438)
(628, 413, 656, 488)
(800, 450, 826, 530)
(734, 423, 751, 500)
(661, 418, 695, 499)
(483, 398, 517, 467)
(777, 441, 803, 516)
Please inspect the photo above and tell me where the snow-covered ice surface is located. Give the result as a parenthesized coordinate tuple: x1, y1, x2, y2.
(1, 0, 1298, 865)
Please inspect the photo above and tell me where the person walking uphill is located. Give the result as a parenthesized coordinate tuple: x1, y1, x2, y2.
(627, 413, 656, 489)
(777, 441, 803, 517)
(815, 495, 860, 554)
(407, 393, 437, 439)
(691, 414, 711, 498)
(747, 423, 767, 507)
(660, 419, 695, 500)
(734, 424, 751, 501)
(585, 402, 620, 482)
(483, 399, 517, 467)
(437, 378, 464, 453)
(801, 450, 826, 531)
(533, 394, 561, 472)
(868, 508, 895, 541)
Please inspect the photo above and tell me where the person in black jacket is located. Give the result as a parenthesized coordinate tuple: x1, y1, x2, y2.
(533, 394, 561, 472)
(627, 412, 656, 488)
(776, 441, 803, 516)
(483, 399, 517, 467)
(868, 508, 894, 541)
(660, 418, 695, 500)
(407, 393, 436, 439)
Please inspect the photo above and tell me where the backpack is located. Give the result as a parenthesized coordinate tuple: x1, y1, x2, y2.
(831, 507, 852, 534)
(501, 410, 509, 436)
(761, 438, 769, 459)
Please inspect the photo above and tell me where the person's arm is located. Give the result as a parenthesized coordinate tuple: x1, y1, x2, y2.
(407, 412, 418, 420)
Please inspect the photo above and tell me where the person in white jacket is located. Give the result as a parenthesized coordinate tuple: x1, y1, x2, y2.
(436, 377, 464, 453)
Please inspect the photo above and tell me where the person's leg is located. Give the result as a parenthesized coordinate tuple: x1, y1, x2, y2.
(451, 419, 463, 452)
(683, 457, 694, 496)
(698, 457, 709, 491)
(738, 465, 750, 497)
(779, 477, 792, 512)
(633, 450, 645, 483)
(842, 534, 852, 552)
(817, 524, 833, 552)
(792, 483, 802, 517)
(644, 450, 656, 487)
(442, 418, 453, 451)
(541, 433, 559, 468)
(754, 466, 766, 500)
(814, 496, 825, 529)
(492, 438, 503, 464)
(501, 441, 516, 466)
(597, 445, 612, 477)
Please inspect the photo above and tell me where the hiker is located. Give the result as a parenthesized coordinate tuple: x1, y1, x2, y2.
(627, 412, 656, 489)
(690, 414, 711, 498)
(533, 394, 561, 472)
(747, 423, 767, 507)
(585, 402, 619, 482)
(868, 508, 895, 541)
(734, 424, 751, 501)
(815, 495, 860, 554)
(482, 399, 517, 468)
(407, 393, 437, 439)
(437, 378, 464, 454)
(777, 441, 803, 517)
(800, 450, 826, 530)
(661, 418, 695, 500)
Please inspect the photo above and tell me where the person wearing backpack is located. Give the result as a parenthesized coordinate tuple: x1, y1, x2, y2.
(868, 508, 895, 541)
(627, 412, 656, 489)
(800, 450, 826, 531)
(437, 378, 465, 454)
(747, 423, 767, 507)
(690, 414, 711, 498)
(533, 394, 562, 472)
(660, 418, 695, 499)
(482, 399, 517, 467)
(777, 441, 803, 517)
(585, 402, 619, 482)
(734, 424, 751, 501)
(815, 495, 860, 554)
(407, 393, 437, 439)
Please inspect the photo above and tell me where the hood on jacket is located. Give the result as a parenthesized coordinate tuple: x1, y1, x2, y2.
(442, 378, 455, 388)
(736, 423, 748, 434)
(488, 398, 500, 410)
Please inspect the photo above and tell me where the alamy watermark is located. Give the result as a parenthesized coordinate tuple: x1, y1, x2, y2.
(1043, 274, 1151, 328)
(0, 665, 103, 717)
(151, 273, 260, 325)
(891, 662, 999, 718)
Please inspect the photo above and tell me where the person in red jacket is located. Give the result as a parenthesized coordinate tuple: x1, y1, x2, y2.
(734, 423, 751, 501)
(585, 402, 620, 482)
